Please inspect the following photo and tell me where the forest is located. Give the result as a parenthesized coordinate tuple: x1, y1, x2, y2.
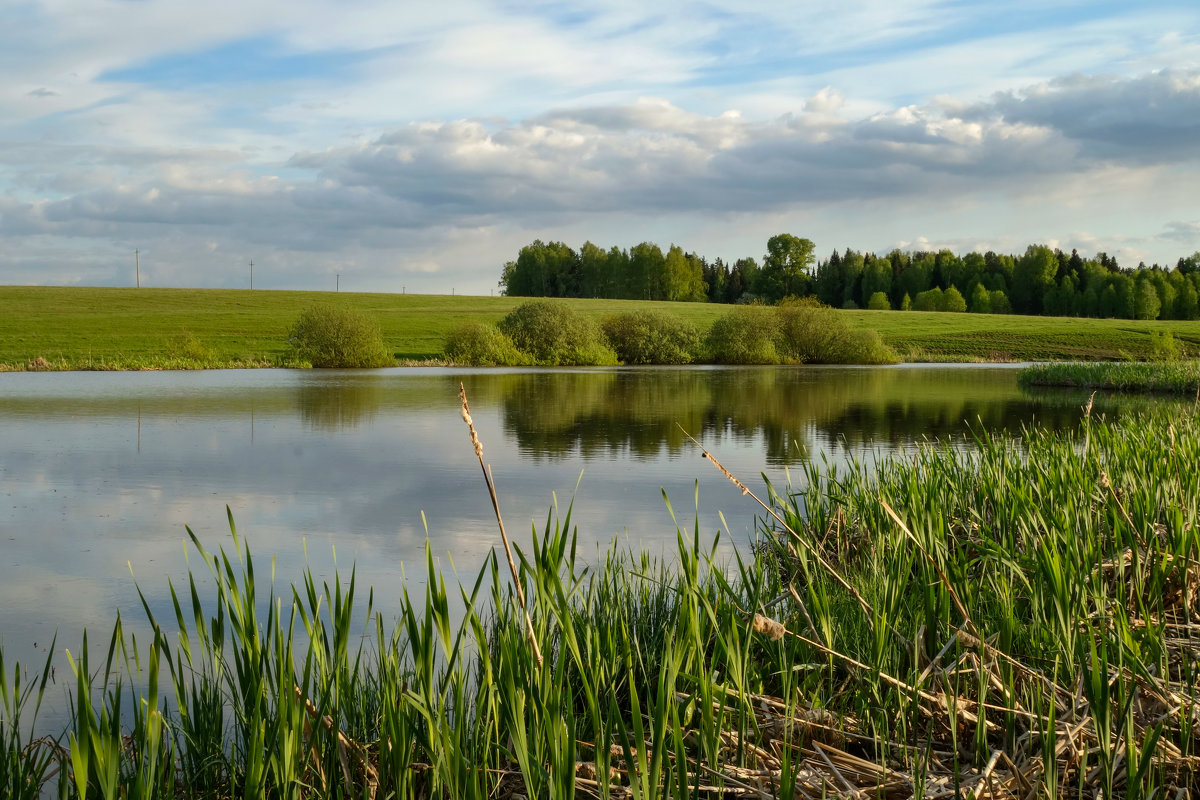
(498, 234, 1200, 321)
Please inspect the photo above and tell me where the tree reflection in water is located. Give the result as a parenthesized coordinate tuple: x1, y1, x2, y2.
(480, 366, 1178, 465)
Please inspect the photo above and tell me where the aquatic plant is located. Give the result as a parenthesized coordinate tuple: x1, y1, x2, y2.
(1020, 359, 1200, 396)
(2, 395, 1198, 797)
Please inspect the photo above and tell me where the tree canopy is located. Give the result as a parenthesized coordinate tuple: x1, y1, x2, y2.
(497, 236, 1200, 321)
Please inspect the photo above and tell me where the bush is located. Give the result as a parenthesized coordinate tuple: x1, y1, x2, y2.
(1148, 330, 1185, 361)
(867, 292, 891, 310)
(969, 283, 991, 314)
(443, 322, 529, 366)
(498, 300, 618, 365)
(705, 306, 779, 364)
(775, 298, 898, 364)
(912, 288, 944, 312)
(288, 305, 392, 368)
(170, 331, 214, 363)
(943, 286, 967, 313)
(837, 329, 900, 365)
(775, 298, 840, 363)
(602, 311, 700, 364)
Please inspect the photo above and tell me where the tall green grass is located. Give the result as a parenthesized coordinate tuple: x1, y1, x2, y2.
(1020, 359, 1200, 396)
(1, 404, 1198, 797)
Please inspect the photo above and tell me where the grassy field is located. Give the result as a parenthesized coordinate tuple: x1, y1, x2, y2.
(3, 286, 1200, 369)
(3, 403, 1197, 797)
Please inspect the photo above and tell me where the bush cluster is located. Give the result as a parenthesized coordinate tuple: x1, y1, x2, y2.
(443, 322, 529, 366)
(288, 305, 392, 368)
(498, 300, 618, 366)
(602, 311, 700, 364)
(445, 299, 896, 367)
(708, 300, 898, 365)
(704, 305, 779, 364)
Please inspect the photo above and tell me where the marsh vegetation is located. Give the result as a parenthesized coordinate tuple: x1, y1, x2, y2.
(1020, 358, 1200, 396)
(2, 386, 1197, 797)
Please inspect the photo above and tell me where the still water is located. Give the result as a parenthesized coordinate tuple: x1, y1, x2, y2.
(0, 365, 1136, 678)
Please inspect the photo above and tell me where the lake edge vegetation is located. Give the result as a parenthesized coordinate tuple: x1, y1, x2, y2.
(445, 298, 899, 367)
(3, 395, 1198, 798)
(1020, 358, 1200, 396)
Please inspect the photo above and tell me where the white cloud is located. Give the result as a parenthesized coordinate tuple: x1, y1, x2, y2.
(2, 2, 1200, 289)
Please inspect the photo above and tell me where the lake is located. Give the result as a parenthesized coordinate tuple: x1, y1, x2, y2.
(0, 364, 1145, 682)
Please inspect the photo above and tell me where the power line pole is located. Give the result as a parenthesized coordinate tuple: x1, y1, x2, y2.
(336, 274, 339, 292)
(249, 259, 254, 290)
(135, 249, 140, 288)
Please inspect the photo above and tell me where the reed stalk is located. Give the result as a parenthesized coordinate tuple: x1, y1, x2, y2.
(2, 399, 1196, 797)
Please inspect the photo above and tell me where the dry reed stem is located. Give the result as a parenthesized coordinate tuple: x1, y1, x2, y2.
(678, 425, 880, 625)
(294, 684, 379, 798)
(459, 383, 544, 667)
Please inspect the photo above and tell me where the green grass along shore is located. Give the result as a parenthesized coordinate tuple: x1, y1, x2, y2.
(4, 285, 1200, 370)
(1020, 360, 1200, 396)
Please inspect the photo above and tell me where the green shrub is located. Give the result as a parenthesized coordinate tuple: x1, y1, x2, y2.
(838, 329, 900, 364)
(443, 322, 529, 366)
(867, 292, 891, 310)
(989, 290, 1011, 314)
(775, 298, 898, 364)
(1148, 330, 1184, 361)
(498, 300, 618, 365)
(287, 304, 392, 368)
(943, 286, 967, 313)
(602, 311, 700, 364)
(912, 288, 944, 311)
(900, 293, 912, 310)
(775, 298, 839, 363)
(170, 331, 214, 363)
(705, 305, 779, 364)
(968, 283, 991, 313)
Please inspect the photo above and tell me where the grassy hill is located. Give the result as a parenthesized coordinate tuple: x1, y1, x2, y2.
(2, 286, 1199, 369)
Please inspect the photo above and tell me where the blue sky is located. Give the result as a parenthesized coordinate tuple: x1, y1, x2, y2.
(2, 0, 1199, 292)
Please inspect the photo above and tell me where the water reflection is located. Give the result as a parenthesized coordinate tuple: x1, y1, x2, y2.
(480, 366, 1158, 465)
(298, 376, 386, 431)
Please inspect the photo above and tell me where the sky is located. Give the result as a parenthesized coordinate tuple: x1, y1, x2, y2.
(3, 0, 1200, 294)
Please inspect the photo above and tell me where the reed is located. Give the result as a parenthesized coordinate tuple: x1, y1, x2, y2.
(1020, 359, 1200, 395)
(1, 400, 1197, 797)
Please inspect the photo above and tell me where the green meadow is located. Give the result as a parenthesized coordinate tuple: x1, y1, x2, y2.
(3, 286, 1200, 369)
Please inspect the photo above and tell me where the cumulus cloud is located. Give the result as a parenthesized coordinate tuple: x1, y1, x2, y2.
(975, 70, 1200, 161)
(278, 69, 1197, 226)
(4, 69, 1199, 278)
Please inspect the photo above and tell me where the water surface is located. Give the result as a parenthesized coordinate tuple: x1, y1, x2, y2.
(0, 364, 1143, 682)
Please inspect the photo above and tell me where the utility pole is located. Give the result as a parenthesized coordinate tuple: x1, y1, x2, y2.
(135, 249, 140, 288)
(336, 274, 339, 292)
(249, 259, 254, 290)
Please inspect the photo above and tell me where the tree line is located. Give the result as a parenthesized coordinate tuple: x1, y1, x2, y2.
(499, 236, 1200, 321)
